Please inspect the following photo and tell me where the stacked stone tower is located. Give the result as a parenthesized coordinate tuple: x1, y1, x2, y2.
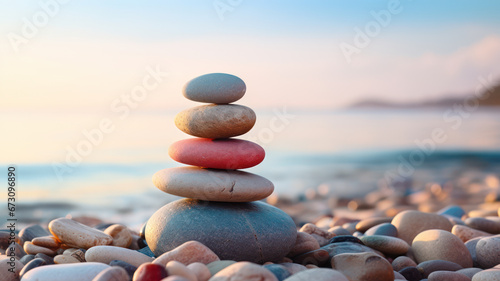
(145, 73, 296, 263)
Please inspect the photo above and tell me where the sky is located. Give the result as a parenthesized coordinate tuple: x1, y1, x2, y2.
(1, 0, 500, 164)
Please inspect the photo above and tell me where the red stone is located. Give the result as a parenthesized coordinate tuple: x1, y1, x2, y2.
(169, 138, 265, 169)
(133, 263, 168, 281)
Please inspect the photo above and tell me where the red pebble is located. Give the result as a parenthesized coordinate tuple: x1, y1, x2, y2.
(168, 138, 265, 169)
(133, 263, 168, 281)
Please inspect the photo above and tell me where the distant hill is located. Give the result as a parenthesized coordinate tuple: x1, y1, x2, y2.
(349, 83, 500, 109)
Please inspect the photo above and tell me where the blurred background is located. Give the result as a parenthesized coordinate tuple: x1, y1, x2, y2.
(1, 0, 499, 228)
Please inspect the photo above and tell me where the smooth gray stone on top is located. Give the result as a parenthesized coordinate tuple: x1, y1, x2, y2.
(183, 73, 246, 104)
(146, 199, 296, 264)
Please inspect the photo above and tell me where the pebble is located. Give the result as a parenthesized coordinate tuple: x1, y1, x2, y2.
(355, 217, 393, 232)
(7, 242, 26, 258)
(465, 237, 481, 267)
(183, 73, 246, 104)
(152, 167, 274, 202)
(360, 235, 410, 255)
(19, 254, 35, 265)
(91, 266, 130, 281)
(109, 260, 137, 279)
(85, 245, 154, 267)
(392, 256, 417, 271)
(175, 104, 256, 139)
(147, 200, 296, 263)
(328, 235, 363, 245)
(452, 225, 492, 242)
(21, 262, 110, 281)
(321, 241, 380, 258)
(364, 223, 398, 237)
(428, 271, 470, 281)
(328, 226, 352, 236)
(23, 242, 57, 256)
(207, 260, 236, 276)
(166, 261, 197, 281)
(133, 263, 168, 281)
(412, 229, 472, 268)
(208, 261, 278, 281)
(48, 218, 113, 249)
(168, 138, 265, 169)
(392, 210, 453, 244)
(291, 249, 330, 267)
(0, 258, 23, 280)
(282, 268, 349, 281)
(153, 241, 220, 266)
(437, 205, 466, 218)
(53, 254, 80, 264)
(465, 217, 500, 234)
(475, 236, 500, 268)
(417, 260, 463, 277)
(399, 266, 423, 281)
(287, 231, 320, 257)
(104, 224, 133, 248)
(299, 223, 335, 246)
(70, 249, 87, 262)
(279, 263, 307, 274)
(186, 262, 212, 281)
(456, 268, 483, 279)
(263, 264, 291, 281)
(31, 236, 61, 250)
(19, 258, 47, 278)
(471, 269, 500, 281)
(35, 253, 55, 264)
(19, 225, 50, 242)
(331, 252, 394, 281)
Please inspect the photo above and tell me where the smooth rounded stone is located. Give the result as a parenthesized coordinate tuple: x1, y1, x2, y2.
(321, 241, 380, 258)
(54, 254, 80, 264)
(92, 266, 130, 281)
(292, 249, 331, 267)
(437, 205, 466, 219)
(23, 242, 57, 256)
(331, 252, 394, 281)
(49, 218, 113, 249)
(104, 224, 133, 248)
(169, 138, 265, 169)
(360, 235, 410, 255)
(392, 256, 417, 271)
(31, 236, 60, 250)
(471, 269, 500, 281)
(133, 263, 168, 281)
(86, 246, 153, 267)
(428, 271, 470, 281)
(392, 211, 453, 244)
(152, 167, 274, 202)
(399, 266, 423, 281)
(153, 241, 220, 266)
(287, 232, 320, 257)
(109, 260, 137, 279)
(22, 262, 109, 281)
(183, 73, 246, 104)
(34, 253, 54, 265)
(19, 254, 35, 265)
(417, 260, 463, 278)
(328, 226, 352, 236)
(70, 249, 86, 262)
(279, 263, 307, 275)
(0, 257, 23, 280)
(175, 104, 256, 139)
(475, 236, 500, 268)
(19, 258, 47, 278)
(465, 237, 481, 268)
(299, 224, 335, 247)
(263, 264, 291, 281)
(452, 225, 492, 243)
(328, 235, 364, 245)
(208, 261, 278, 281)
(465, 218, 500, 234)
(412, 229, 472, 268)
(19, 225, 50, 242)
(356, 217, 393, 232)
(187, 262, 211, 281)
(342, 222, 358, 234)
(147, 200, 296, 263)
(283, 268, 349, 281)
(207, 260, 236, 276)
(457, 268, 483, 279)
(166, 261, 197, 281)
(7, 242, 26, 259)
(393, 271, 406, 280)
(364, 223, 398, 237)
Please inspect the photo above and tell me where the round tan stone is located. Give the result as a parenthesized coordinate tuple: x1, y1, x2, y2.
(49, 218, 113, 249)
(392, 256, 417, 271)
(104, 224, 132, 248)
(475, 236, 500, 268)
(392, 211, 453, 244)
(331, 252, 394, 281)
(92, 266, 130, 281)
(452, 225, 492, 242)
(472, 269, 500, 281)
(166, 261, 197, 281)
(175, 104, 256, 139)
(0, 258, 23, 281)
(287, 232, 320, 257)
(428, 271, 470, 281)
(284, 268, 349, 281)
(412, 229, 472, 268)
(153, 167, 274, 202)
(23, 242, 57, 256)
(360, 235, 410, 255)
(187, 262, 211, 281)
(85, 245, 153, 267)
(31, 236, 61, 249)
(209, 262, 277, 281)
(153, 241, 220, 266)
(54, 254, 80, 264)
(465, 217, 500, 234)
